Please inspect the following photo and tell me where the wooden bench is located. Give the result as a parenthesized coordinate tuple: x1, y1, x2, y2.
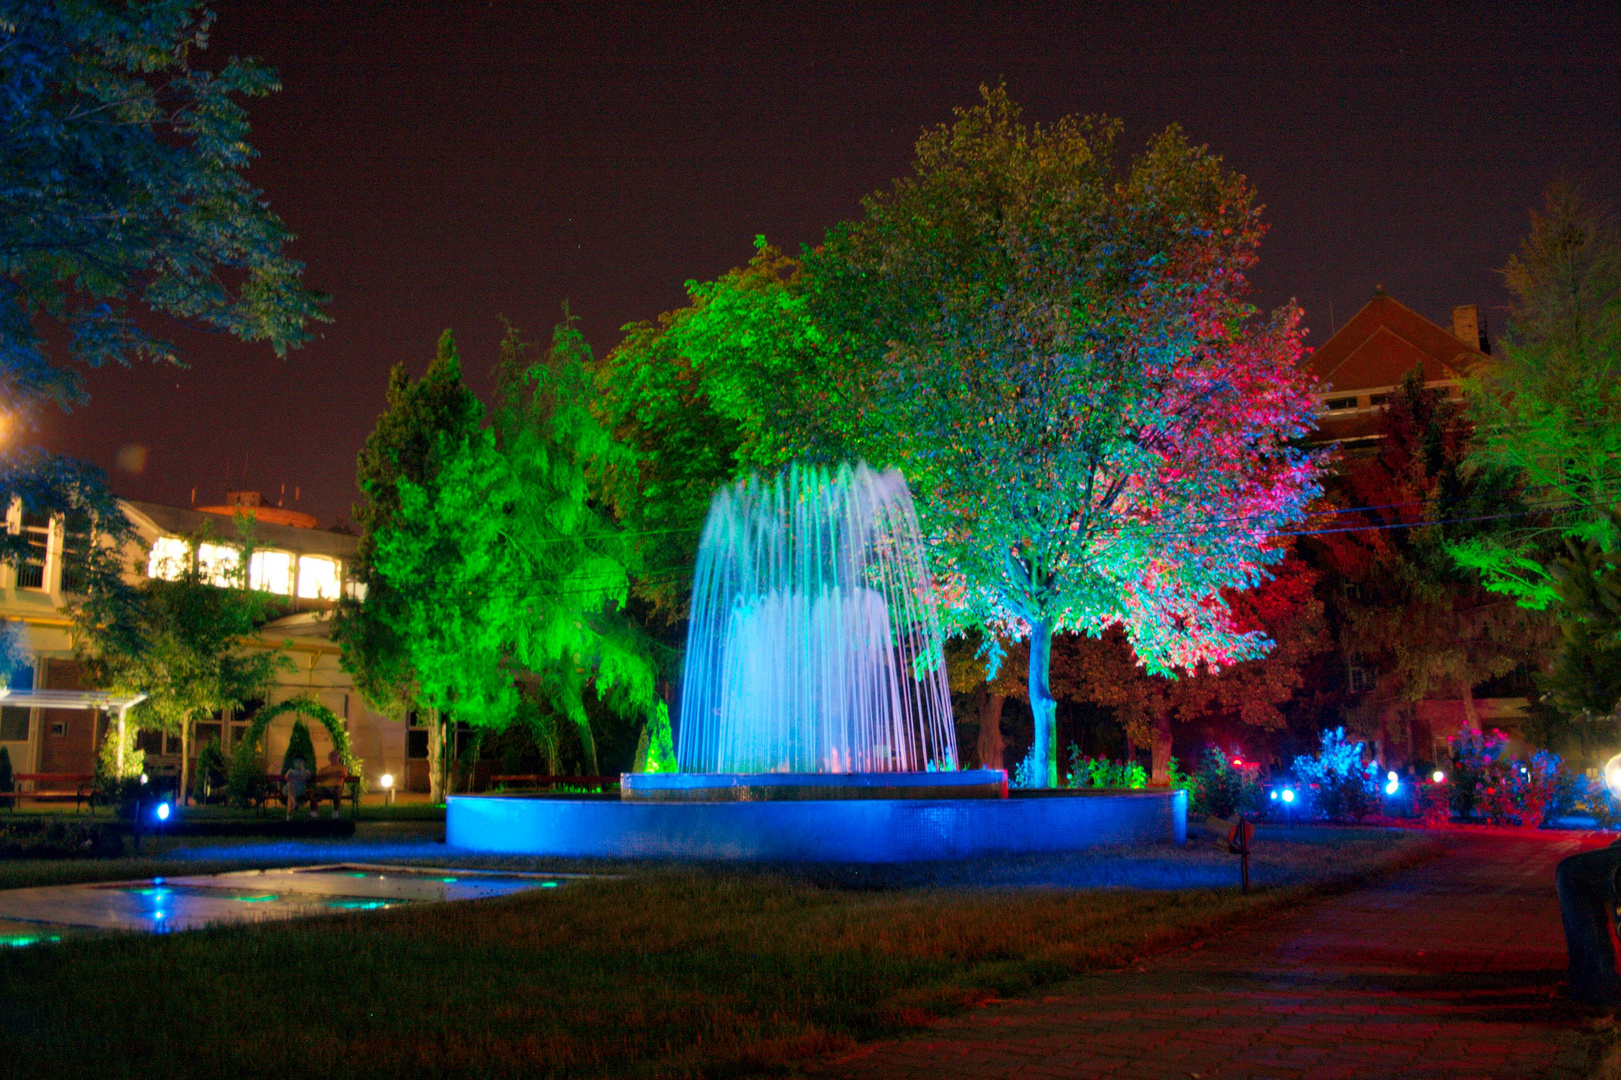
(11, 773, 97, 811)
(488, 774, 620, 793)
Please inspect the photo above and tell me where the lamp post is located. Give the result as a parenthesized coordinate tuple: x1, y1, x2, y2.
(380, 772, 395, 807)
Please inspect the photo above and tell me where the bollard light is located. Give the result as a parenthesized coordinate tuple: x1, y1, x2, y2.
(1281, 788, 1296, 804)
(1433, 769, 1446, 784)
(380, 773, 394, 789)
(155, 801, 170, 821)
(1270, 790, 1278, 800)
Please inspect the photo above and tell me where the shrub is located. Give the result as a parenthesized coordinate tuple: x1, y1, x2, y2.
(228, 738, 264, 807)
(1579, 776, 1621, 829)
(1446, 728, 1507, 819)
(1192, 745, 1261, 818)
(1292, 727, 1379, 822)
(194, 737, 228, 801)
(1415, 779, 1452, 826)
(1448, 732, 1578, 826)
(280, 718, 316, 774)
(1011, 748, 1039, 789)
(1065, 746, 1147, 789)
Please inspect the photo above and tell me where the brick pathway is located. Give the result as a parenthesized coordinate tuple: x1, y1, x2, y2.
(813, 831, 1607, 1080)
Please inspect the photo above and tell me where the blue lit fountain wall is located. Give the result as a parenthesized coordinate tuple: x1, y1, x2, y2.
(447, 462, 1186, 860)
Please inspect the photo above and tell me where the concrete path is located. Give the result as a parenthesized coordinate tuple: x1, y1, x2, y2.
(813, 830, 1606, 1080)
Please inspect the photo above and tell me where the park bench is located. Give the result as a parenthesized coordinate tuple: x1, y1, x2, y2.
(11, 773, 97, 811)
(489, 774, 620, 793)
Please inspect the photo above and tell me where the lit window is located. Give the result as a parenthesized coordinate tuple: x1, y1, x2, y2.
(147, 537, 190, 580)
(197, 543, 241, 587)
(249, 550, 293, 595)
(1323, 396, 1359, 411)
(298, 555, 340, 600)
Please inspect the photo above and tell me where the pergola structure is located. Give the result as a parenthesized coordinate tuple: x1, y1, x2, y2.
(0, 688, 148, 776)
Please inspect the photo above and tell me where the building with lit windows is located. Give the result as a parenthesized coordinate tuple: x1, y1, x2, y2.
(0, 492, 415, 793)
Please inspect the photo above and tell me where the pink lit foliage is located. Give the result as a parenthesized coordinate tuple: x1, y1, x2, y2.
(823, 88, 1323, 785)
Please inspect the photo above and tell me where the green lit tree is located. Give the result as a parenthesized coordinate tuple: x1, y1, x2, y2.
(333, 331, 482, 798)
(1538, 509, 1621, 752)
(812, 87, 1322, 786)
(591, 239, 839, 620)
(371, 318, 660, 776)
(1454, 184, 1621, 606)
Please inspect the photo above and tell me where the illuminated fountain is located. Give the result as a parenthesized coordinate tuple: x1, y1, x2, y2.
(623, 462, 1000, 800)
(447, 463, 1185, 860)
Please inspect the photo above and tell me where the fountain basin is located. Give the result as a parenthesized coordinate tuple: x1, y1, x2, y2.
(447, 788, 1186, 862)
(621, 769, 1008, 801)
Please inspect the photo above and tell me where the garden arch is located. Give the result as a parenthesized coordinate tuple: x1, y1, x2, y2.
(238, 696, 359, 775)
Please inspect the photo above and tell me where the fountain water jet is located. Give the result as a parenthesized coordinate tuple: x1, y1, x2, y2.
(679, 462, 955, 775)
(626, 462, 1000, 800)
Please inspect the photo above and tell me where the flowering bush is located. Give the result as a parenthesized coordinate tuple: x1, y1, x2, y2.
(1447, 729, 1508, 819)
(1447, 731, 1579, 826)
(1291, 727, 1379, 822)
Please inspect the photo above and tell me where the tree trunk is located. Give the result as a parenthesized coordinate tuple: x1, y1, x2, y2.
(1459, 678, 1480, 733)
(1028, 620, 1058, 788)
(180, 717, 192, 806)
(573, 712, 599, 777)
(977, 689, 1007, 771)
(427, 706, 444, 804)
(1150, 710, 1174, 785)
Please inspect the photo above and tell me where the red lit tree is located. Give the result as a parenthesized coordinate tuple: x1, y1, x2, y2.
(813, 87, 1322, 786)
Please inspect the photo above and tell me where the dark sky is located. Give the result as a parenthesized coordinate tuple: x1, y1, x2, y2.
(42, 1, 1621, 526)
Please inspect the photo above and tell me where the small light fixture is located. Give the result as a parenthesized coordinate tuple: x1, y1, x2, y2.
(1385, 780, 1399, 795)
(1281, 788, 1296, 804)
(1432, 769, 1446, 784)
(139, 773, 149, 785)
(1269, 790, 1278, 800)
(1387, 770, 1398, 784)
(380, 773, 394, 789)
(155, 802, 171, 821)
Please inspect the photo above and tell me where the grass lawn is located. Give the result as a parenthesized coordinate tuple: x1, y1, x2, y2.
(0, 827, 1436, 1080)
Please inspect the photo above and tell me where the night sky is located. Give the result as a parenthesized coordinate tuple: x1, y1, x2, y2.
(41, 1, 1621, 527)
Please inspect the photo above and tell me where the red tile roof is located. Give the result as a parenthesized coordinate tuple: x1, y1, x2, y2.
(1310, 290, 1489, 394)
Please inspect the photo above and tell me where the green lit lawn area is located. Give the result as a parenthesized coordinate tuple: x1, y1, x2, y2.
(0, 828, 1436, 1080)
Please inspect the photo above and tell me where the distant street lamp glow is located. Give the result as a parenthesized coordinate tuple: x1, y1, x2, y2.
(1603, 753, 1621, 801)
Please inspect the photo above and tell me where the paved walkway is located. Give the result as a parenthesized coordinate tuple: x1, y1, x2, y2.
(814, 831, 1607, 1080)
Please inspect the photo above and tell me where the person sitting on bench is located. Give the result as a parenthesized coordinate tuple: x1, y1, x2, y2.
(283, 757, 314, 820)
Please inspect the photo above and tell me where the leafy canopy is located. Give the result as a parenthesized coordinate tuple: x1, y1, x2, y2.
(369, 319, 660, 774)
(1, 0, 326, 416)
(1454, 184, 1621, 607)
(810, 86, 1322, 785)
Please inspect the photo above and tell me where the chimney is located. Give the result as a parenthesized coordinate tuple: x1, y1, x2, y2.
(1451, 305, 1486, 352)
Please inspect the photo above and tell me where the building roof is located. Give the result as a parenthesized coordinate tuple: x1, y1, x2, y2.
(121, 500, 359, 560)
(1310, 290, 1489, 394)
